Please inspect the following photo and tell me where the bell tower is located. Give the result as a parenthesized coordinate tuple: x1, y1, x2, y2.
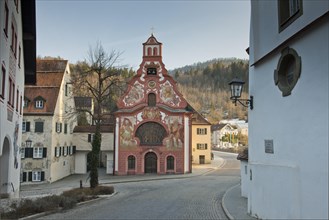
(143, 34, 162, 59)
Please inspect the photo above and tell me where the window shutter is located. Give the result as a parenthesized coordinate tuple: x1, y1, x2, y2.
(26, 122, 30, 132)
(88, 134, 91, 142)
(22, 172, 27, 182)
(43, 148, 47, 158)
(28, 172, 32, 181)
(26, 148, 33, 158)
(59, 147, 62, 156)
(54, 147, 57, 156)
(205, 128, 207, 134)
(41, 171, 45, 181)
(73, 146, 76, 154)
(60, 123, 62, 132)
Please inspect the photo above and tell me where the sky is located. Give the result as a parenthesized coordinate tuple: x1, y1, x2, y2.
(36, 0, 250, 70)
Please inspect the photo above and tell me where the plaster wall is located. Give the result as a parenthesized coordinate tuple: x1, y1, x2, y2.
(250, 0, 329, 64)
(248, 19, 328, 219)
(0, 0, 25, 198)
(191, 124, 211, 164)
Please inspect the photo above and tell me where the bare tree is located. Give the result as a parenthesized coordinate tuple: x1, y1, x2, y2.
(72, 42, 126, 188)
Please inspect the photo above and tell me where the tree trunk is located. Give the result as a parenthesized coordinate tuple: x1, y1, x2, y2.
(90, 123, 101, 188)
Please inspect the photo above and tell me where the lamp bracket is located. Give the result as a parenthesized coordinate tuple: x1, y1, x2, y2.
(231, 96, 253, 110)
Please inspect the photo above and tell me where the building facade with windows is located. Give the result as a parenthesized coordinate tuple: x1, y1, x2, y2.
(246, 1, 328, 219)
(21, 59, 77, 184)
(0, 0, 36, 198)
(114, 35, 193, 175)
(191, 111, 212, 164)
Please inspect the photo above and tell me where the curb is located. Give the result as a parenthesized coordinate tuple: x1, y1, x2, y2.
(221, 183, 240, 220)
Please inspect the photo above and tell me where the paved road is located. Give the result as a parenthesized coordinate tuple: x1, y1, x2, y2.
(40, 151, 240, 220)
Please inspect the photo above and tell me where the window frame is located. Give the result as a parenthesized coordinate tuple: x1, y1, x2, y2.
(33, 147, 43, 159)
(167, 156, 175, 170)
(32, 171, 41, 182)
(4, 2, 9, 37)
(35, 121, 44, 133)
(35, 100, 44, 109)
(127, 155, 136, 170)
(278, 0, 303, 32)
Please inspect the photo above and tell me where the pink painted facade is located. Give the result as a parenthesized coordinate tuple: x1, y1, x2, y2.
(114, 35, 192, 175)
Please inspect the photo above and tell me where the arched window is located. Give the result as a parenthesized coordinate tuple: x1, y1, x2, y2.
(147, 47, 152, 56)
(148, 93, 156, 106)
(135, 122, 167, 146)
(153, 47, 158, 56)
(167, 156, 174, 170)
(128, 155, 136, 170)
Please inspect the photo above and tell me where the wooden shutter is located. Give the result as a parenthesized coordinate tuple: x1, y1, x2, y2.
(43, 148, 47, 158)
(41, 171, 45, 181)
(26, 122, 30, 132)
(26, 148, 33, 158)
(88, 134, 91, 142)
(22, 172, 27, 182)
(73, 146, 76, 154)
(28, 172, 32, 181)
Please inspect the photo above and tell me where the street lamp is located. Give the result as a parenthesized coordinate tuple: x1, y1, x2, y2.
(25, 138, 32, 148)
(228, 77, 253, 110)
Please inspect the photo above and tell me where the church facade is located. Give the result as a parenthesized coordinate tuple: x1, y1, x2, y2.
(114, 35, 193, 175)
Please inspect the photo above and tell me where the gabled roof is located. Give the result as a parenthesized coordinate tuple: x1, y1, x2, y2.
(211, 123, 227, 132)
(24, 59, 68, 115)
(143, 34, 162, 45)
(188, 104, 211, 125)
(24, 87, 59, 114)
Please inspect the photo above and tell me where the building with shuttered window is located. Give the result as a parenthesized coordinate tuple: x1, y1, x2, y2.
(0, 0, 36, 198)
(21, 59, 77, 184)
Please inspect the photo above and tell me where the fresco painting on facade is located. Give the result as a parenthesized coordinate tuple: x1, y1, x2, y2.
(159, 81, 181, 106)
(165, 116, 183, 149)
(120, 117, 137, 148)
(13, 122, 20, 169)
(123, 81, 144, 106)
(141, 107, 161, 120)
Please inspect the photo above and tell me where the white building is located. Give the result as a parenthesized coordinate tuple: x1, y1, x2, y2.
(21, 59, 77, 184)
(0, 0, 36, 198)
(247, 1, 328, 219)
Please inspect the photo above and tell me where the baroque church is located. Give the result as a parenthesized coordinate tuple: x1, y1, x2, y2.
(114, 35, 193, 175)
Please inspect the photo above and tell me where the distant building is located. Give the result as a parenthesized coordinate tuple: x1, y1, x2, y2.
(21, 59, 77, 184)
(0, 0, 36, 198)
(114, 35, 193, 175)
(191, 111, 212, 164)
(246, 1, 328, 219)
(73, 124, 114, 174)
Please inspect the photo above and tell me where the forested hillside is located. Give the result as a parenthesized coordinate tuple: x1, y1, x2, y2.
(170, 58, 249, 123)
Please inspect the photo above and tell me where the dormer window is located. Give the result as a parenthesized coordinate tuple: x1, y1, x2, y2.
(35, 100, 43, 108)
(34, 96, 45, 109)
(147, 68, 157, 75)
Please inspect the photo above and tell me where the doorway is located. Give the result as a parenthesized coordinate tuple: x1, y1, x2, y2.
(199, 155, 205, 164)
(144, 152, 157, 173)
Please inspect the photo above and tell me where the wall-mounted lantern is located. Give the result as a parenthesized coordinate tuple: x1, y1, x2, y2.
(25, 138, 32, 148)
(228, 77, 253, 110)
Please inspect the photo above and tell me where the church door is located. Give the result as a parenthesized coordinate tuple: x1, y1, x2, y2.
(144, 152, 157, 173)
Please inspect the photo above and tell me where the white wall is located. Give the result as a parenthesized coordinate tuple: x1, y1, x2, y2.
(75, 152, 87, 174)
(248, 11, 328, 219)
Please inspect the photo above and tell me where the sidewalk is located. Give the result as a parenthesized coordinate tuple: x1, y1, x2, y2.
(4, 153, 254, 220)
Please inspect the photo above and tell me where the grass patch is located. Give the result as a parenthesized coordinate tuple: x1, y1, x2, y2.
(1, 185, 114, 219)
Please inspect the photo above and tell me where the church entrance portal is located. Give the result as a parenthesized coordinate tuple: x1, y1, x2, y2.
(144, 152, 157, 173)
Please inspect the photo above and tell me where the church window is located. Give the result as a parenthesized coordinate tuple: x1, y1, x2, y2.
(128, 155, 136, 170)
(167, 156, 174, 170)
(135, 122, 167, 146)
(148, 93, 156, 106)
